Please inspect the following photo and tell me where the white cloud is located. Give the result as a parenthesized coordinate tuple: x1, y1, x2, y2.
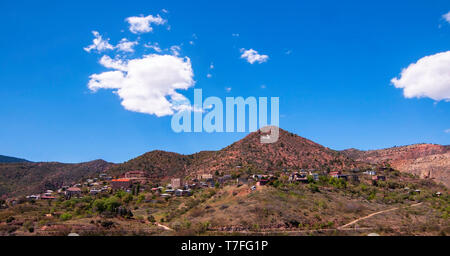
(443, 11, 450, 23)
(445, 129, 450, 133)
(225, 87, 232, 92)
(84, 31, 114, 53)
(261, 84, 266, 89)
(240, 48, 269, 64)
(125, 14, 166, 34)
(206, 74, 212, 78)
(99, 55, 127, 71)
(232, 33, 240, 37)
(170, 45, 181, 56)
(144, 42, 162, 52)
(88, 54, 195, 117)
(161, 9, 169, 14)
(391, 51, 450, 101)
(115, 38, 138, 53)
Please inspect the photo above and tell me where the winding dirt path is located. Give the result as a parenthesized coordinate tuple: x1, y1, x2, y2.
(338, 202, 423, 229)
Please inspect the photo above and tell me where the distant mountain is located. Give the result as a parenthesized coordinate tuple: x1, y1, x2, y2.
(0, 160, 114, 197)
(342, 144, 450, 188)
(0, 155, 30, 163)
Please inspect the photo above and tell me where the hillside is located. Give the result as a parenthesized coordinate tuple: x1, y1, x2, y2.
(108, 150, 189, 180)
(342, 144, 450, 188)
(1, 161, 448, 236)
(0, 155, 30, 163)
(107, 128, 371, 182)
(0, 160, 113, 197)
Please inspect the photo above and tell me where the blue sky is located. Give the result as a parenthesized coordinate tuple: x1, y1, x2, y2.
(0, 0, 449, 163)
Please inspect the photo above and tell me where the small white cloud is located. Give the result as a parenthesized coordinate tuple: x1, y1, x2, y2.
(443, 11, 450, 23)
(445, 129, 450, 133)
(84, 31, 114, 53)
(189, 41, 194, 45)
(125, 14, 166, 34)
(206, 74, 212, 78)
(88, 54, 194, 117)
(161, 9, 169, 14)
(391, 51, 450, 101)
(285, 50, 293, 55)
(240, 48, 269, 64)
(261, 84, 266, 89)
(232, 33, 240, 37)
(225, 87, 232, 92)
(210, 63, 214, 69)
(144, 42, 162, 53)
(115, 38, 138, 53)
(170, 45, 181, 56)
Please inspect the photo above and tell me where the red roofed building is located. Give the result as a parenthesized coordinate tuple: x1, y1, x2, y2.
(111, 178, 132, 190)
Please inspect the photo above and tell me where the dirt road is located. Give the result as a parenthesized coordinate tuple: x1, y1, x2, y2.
(338, 202, 423, 229)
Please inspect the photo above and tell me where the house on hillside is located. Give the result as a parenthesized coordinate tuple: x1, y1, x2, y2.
(65, 187, 82, 198)
(329, 171, 342, 178)
(175, 189, 192, 197)
(41, 195, 57, 200)
(197, 173, 213, 180)
(89, 189, 101, 195)
(257, 179, 270, 186)
(171, 178, 183, 189)
(111, 179, 132, 190)
(218, 175, 232, 184)
(26, 195, 40, 200)
(363, 170, 376, 176)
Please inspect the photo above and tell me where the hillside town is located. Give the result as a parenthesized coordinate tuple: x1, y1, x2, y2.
(3, 166, 421, 207)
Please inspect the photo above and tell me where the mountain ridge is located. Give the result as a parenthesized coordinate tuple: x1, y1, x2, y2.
(0, 155, 30, 163)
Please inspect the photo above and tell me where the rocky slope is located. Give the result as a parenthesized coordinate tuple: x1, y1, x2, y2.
(342, 144, 450, 187)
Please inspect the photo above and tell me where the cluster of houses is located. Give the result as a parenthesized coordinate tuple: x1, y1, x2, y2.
(25, 174, 115, 201)
(18, 166, 396, 204)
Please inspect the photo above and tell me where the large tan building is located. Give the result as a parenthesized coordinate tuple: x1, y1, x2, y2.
(197, 173, 213, 180)
(171, 178, 182, 189)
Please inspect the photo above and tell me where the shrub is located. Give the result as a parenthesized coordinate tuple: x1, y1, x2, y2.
(308, 184, 320, 193)
(60, 213, 72, 221)
(147, 215, 156, 223)
(123, 194, 133, 204)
